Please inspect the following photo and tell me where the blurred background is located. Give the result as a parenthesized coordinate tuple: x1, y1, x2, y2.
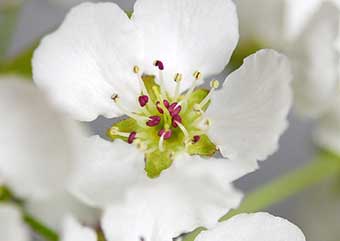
(2, 0, 339, 240)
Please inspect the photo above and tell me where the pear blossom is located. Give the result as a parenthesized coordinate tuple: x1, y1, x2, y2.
(33, 0, 292, 176)
(31, 0, 292, 237)
(0, 77, 99, 230)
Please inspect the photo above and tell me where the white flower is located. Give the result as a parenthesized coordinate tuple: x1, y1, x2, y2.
(32, 0, 292, 238)
(0, 204, 95, 241)
(236, 0, 340, 117)
(0, 204, 30, 241)
(102, 211, 305, 241)
(0, 77, 98, 230)
(193, 213, 305, 241)
(33, 0, 292, 174)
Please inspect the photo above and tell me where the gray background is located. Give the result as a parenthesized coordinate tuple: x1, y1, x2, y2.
(10, 0, 318, 225)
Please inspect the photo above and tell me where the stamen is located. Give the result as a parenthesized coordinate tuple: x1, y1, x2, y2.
(159, 134, 165, 152)
(133, 65, 148, 95)
(153, 60, 164, 70)
(109, 127, 134, 138)
(146, 116, 161, 127)
(153, 60, 166, 97)
(174, 73, 182, 100)
(138, 95, 149, 107)
(177, 70, 202, 108)
(198, 80, 219, 108)
(192, 135, 201, 144)
(172, 114, 182, 128)
(128, 131, 137, 144)
(111, 94, 148, 122)
(168, 103, 182, 117)
(158, 129, 172, 140)
(175, 121, 189, 141)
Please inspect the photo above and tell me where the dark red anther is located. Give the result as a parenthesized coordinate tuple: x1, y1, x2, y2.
(138, 95, 149, 107)
(192, 135, 201, 144)
(146, 116, 161, 127)
(156, 101, 164, 114)
(154, 60, 164, 70)
(128, 132, 137, 144)
(163, 99, 170, 108)
(168, 103, 182, 117)
(158, 129, 173, 140)
(172, 115, 182, 128)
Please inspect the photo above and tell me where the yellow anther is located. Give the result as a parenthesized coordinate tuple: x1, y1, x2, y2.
(210, 80, 220, 89)
(111, 94, 120, 102)
(109, 127, 119, 135)
(174, 73, 183, 82)
(204, 119, 212, 127)
(133, 65, 140, 74)
(193, 71, 202, 80)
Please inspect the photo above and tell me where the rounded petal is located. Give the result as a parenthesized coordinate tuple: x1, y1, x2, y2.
(132, 0, 239, 93)
(206, 50, 292, 163)
(236, 0, 286, 47)
(314, 96, 340, 154)
(70, 136, 145, 208)
(195, 212, 305, 241)
(26, 191, 100, 231)
(290, 2, 340, 118)
(102, 155, 246, 241)
(33, 2, 144, 121)
(61, 216, 97, 241)
(0, 204, 30, 241)
(0, 77, 87, 200)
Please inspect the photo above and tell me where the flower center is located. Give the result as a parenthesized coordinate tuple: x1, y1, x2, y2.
(108, 60, 218, 177)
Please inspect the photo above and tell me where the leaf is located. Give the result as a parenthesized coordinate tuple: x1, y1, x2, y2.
(145, 150, 174, 178)
(187, 135, 217, 157)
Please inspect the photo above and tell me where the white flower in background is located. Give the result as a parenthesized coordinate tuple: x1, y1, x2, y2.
(0, 204, 29, 241)
(102, 212, 305, 241)
(0, 77, 98, 230)
(0, 203, 95, 241)
(235, 0, 340, 136)
(193, 213, 305, 241)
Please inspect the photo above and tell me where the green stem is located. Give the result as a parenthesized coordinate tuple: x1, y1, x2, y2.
(183, 150, 340, 241)
(0, 186, 59, 241)
(23, 213, 59, 241)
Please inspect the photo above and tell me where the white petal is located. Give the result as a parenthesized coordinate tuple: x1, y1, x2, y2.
(61, 216, 96, 241)
(0, 77, 87, 200)
(132, 0, 239, 93)
(289, 2, 340, 118)
(314, 95, 340, 154)
(26, 190, 100, 231)
(70, 136, 145, 208)
(33, 2, 143, 121)
(206, 50, 292, 163)
(102, 155, 247, 241)
(0, 204, 30, 241)
(235, 0, 286, 47)
(195, 212, 305, 241)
